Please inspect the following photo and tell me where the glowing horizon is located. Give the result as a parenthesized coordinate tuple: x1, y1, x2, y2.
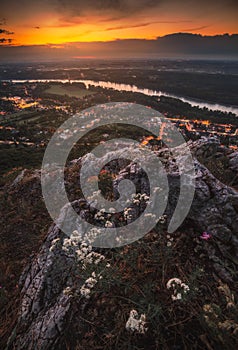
(1, 0, 238, 47)
(0, 0, 238, 61)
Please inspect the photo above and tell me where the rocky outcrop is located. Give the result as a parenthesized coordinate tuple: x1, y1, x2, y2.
(7, 201, 92, 350)
(7, 138, 238, 350)
(190, 136, 238, 188)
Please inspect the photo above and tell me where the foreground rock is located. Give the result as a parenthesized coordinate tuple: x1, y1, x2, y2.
(7, 139, 238, 349)
(190, 136, 238, 188)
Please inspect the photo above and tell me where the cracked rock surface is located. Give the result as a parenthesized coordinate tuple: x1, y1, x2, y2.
(8, 138, 238, 349)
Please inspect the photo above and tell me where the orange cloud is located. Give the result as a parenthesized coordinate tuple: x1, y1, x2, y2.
(1, 0, 238, 46)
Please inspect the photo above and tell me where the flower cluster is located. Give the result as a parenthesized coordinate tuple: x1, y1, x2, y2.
(125, 309, 148, 334)
(124, 207, 134, 221)
(94, 208, 115, 227)
(132, 193, 150, 206)
(63, 230, 82, 247)
(49, 237, 61, 252)
(158, 214, 167, 224)
(94, 208, 106, 221)
(166, 278, 190, 301)
(63, 286, 73, 296)
(77, 244, 105, 266)
(166, 234, 174, 247)
(62, 231, 105, 268)
(144, 213, 156, 220)
(83, 227, 101, 244)
(80, 271, 102, 299)
(105, 220, 114, 228)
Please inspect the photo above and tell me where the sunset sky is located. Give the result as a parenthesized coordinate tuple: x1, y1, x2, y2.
(0, 0, 238, 60)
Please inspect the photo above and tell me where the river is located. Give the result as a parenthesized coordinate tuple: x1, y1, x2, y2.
(5, 79, 238, 117)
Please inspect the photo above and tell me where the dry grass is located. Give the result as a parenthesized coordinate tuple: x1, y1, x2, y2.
(1, 159, 238, 349)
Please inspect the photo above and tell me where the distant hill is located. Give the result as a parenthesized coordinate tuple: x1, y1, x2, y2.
(156, 33, 238, 57)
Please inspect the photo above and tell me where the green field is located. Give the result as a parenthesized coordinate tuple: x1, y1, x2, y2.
(44, 84, 94, 98)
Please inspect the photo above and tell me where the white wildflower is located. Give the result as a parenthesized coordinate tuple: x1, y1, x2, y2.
(94, 208, 106, 221)
(85, 251, 105, 265)
(80, 287, 91, 299)
(63, 238, 72, 247)
(124, 207, 134, 220)
(153, 187, 162, 193)
(52, 238, 60, 245)
(126, 309, 148, 334)
(141, 193, 150, 201)
(63, 233, 106, 267)
(172, 293, 182, 301)
(49, 238, 60, 252)
(63, 286, 73, 296)
(144, 213, 156, 219)
(84, 227, 101, 244)
(94, 212, 104, 221)
(167, 278, 182, 289)
(181, 283, 190, 293)
(166, 234, 174, 247)
(105, 220, 113, 228)
(166, 278, 190, 301)
(80, 272, 101, 299)
(72, 230, 81, 237)
(158, 215, 167, 224)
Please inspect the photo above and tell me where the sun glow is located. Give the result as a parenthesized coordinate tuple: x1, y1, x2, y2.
(8, 13, 237, 46)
